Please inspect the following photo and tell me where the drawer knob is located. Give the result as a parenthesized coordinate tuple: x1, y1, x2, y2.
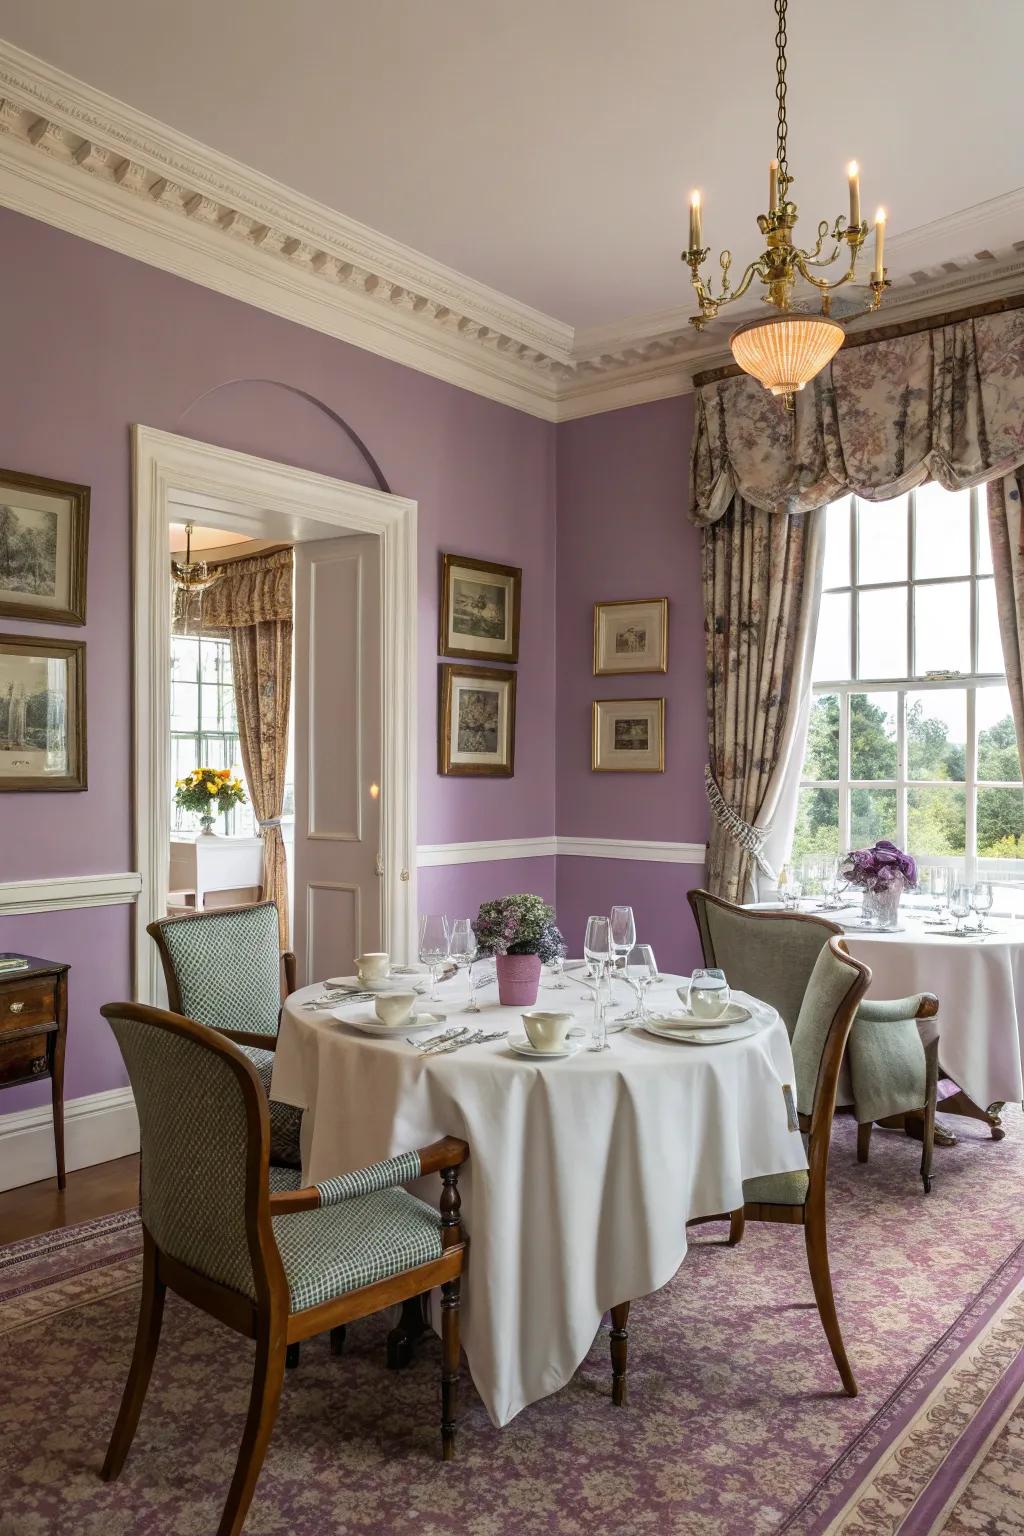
(8, 1001, 24, 1014)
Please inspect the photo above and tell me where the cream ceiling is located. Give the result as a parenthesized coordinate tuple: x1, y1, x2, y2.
(0, 0, 1020, 333)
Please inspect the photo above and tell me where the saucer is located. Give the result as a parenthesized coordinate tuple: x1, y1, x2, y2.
(508, 1034, 580, 1061)
(640, 1017, 761, 1046)
(333, 1004, 444, 1036)
(665, 1003, 752, 1029)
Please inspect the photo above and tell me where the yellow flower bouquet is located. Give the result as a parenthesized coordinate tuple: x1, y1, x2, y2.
(174, 767, 247, 832)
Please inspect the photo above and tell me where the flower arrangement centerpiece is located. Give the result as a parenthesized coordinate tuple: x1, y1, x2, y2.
(174, 767, 247, 836)
(840, 839, 917, 930)
(473, 893, 566, 1006)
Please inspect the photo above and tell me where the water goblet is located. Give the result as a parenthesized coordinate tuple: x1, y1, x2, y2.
(545, 952, 569, 990)
(609, 905, 636, 978)
(624, 944, 658, 1022)
(448, 917, 478, 1010)
(972, 881, 994, 934)
(950, 884, 972, 937)
(584, 915, 611, 981)
(418, 912, 450, 1002)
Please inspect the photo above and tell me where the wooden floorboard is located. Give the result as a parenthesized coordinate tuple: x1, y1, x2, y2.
(0, 1155, 140, 1246)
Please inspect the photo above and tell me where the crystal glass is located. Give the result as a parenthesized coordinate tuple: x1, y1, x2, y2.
(448, 917, 478, 1010)
(930, 866, 951, 922)
(822, 858, 843, 909)
(782, 880, 803, 911)
(687, 967, 731, 1018)
(418, 912, 450, 1002)
(950, 883, 973, 937)
(584, 915, 611, 981)
(545, 953, 569, 990)
(624, 944, 658, 1022)
(609, 905, 636, 975)
(972, 881, 994, 933)
(589, 964, 611, 1052)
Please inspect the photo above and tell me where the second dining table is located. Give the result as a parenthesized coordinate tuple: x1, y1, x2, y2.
(271, 967, 807, 1426)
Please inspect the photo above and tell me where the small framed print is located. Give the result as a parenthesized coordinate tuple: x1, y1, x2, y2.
(593, 598, 668, 675)
(440, 553, 521, 664)
(439, 663, 516, 777)
(592, 698, 665, 773)
(0, 634, 86, 791)
(0, 468, 89, 626)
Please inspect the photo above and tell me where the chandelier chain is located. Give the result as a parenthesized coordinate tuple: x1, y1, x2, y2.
(774, 0, 789, 184)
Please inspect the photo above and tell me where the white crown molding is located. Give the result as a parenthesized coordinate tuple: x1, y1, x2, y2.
(0, 870, 142, 916)
(416, 836, 705, 866)
(0, 1085, 138, 1191)
(0, 38, 1020, 422)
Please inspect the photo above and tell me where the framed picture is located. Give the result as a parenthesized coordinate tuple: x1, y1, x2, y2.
(439, 662, 516, 777)
(439, 553, 521, 664)
(593, 597, 668, 675)
(592, 697, 665, 773)
(0, 634, 86, 791)
(0, 468, 89, 625)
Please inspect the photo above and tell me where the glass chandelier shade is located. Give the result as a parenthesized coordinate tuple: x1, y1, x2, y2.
(729, 313, 845, 397)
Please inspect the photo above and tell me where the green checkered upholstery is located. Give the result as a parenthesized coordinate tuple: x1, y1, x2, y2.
(269, 1164, 303, 1193)
(314, 1151, 421, 1206)
(106, 1011, 258, 1299)
(240, 1045, 303, 1169)
(273, 1188, 443, 1313)
(154, 905, 283, 1038)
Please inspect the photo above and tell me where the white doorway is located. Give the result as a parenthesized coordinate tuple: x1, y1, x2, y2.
(131, 425, 417, 1006)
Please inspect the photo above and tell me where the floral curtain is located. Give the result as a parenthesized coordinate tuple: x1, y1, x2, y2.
(174, 547, 293, 947)
(692, 303, 1024, 898)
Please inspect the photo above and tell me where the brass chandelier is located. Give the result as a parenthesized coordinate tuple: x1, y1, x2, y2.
(171, 522, 221, 598)
(683, 0, 890, 401)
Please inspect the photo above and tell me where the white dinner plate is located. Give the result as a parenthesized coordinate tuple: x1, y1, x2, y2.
(639, 1018, 762, 1046)
(326, 973, 422, 994)
(508, 1034, 581, 1061)
(332, 1004, 446, 1036)
(654, 1003, 752, 1030)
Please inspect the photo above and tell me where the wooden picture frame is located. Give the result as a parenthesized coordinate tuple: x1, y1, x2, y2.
(0, 468, 89, 625)
(439, 553, 521, 664)
(593, 597, 668, 675)
(0, 634, 87, 791)
(592, 697, 665, 773)
(438, 662, 516, 777)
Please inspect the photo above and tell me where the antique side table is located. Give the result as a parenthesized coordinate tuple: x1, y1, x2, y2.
(0, 954, 70, 1188)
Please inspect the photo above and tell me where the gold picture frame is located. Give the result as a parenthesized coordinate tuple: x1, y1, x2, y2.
(592, 697, 665, 773)
(439, 553, 522, 664)
(439, 662, 517, 777)
(0, 633, 87, 791)
(593, 597, 668, 675)
(0, 468, 89, 626)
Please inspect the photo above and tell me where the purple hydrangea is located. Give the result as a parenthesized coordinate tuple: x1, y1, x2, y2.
(840, 839, 917, 892)
(472, 894, 566, 960)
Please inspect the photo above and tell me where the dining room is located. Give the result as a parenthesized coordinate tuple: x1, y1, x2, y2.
(2, 2, 1024, 1534)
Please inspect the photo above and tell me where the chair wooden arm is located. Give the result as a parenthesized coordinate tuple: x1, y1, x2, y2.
(268, 1136, 470, 1215)
(282, 950, 297, 998)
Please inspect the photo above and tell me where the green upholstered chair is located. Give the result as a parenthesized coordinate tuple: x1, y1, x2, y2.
(148, 903, 302, 1172)
(687, 889, 940, 1192)
(100, 1001, 467, 1536)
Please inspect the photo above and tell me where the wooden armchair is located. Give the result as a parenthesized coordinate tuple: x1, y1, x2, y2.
(100, 1001, 468, 1536)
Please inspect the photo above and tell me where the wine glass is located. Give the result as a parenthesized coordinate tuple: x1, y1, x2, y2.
(972, 881, 994, 934)
(584, 915, 611, 982)
(448, 917, 478, 1010)
(545, 931, 569, 991)
(418, 913, 450, 1001)
(624, 943, 658, 1022)
(950, 884, 972, 937)
(609, 905, 636, 976)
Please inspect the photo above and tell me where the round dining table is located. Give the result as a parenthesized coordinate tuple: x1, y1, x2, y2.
(271, 970, 806, 1427)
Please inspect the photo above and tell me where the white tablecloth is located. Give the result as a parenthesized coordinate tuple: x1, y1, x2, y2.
(271, 972, 805, 1426)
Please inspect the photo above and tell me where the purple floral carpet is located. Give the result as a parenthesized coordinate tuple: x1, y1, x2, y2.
(3, 1113, 1024, 1536)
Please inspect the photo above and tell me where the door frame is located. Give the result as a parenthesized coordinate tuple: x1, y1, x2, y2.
(131, 424, 417, 1006)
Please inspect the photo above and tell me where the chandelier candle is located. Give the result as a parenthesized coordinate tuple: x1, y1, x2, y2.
(769, 159, 779, 214)
(689, 190, 702, 253)
(847, 162, 861, 231)
(873, 207, 886, 284)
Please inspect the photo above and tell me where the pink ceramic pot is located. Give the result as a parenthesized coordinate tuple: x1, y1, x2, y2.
(495, 952, 542, 1007)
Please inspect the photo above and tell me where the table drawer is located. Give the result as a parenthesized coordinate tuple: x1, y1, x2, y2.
(0, 1030, 49, 1085)
(0, 978, 57, 1036)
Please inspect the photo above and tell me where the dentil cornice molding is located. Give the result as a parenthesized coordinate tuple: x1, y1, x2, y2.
(0, 38, 1021, 422)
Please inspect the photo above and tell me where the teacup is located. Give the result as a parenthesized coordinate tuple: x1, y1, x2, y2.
(374, 992, 418, 1028)
(356, 952, 390, 984)
(522, 1010, 574, 1053)
(679, 974, 731, 1020)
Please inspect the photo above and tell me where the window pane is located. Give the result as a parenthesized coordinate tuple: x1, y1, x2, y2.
(200, 640, 231, 685)
(850, 692, 897, 779)
(858, 587, 907, 679)
(907, 786, 966, 857)
(977, 686, 1022, 782)
(906, 690, 966, 781)
(198, 736, 231, 770)
(823, 498, 851, 590)
(199, 682, 236, 732)
(913, 483, 970, 578)
(914, 581, 970, 675)
(814, 592, 851, 682)
(170, 680, 198, 731)
(803, 694, 839, 780)
(977, 788, 1024, 859)
(977, 505, 994, 576)
(857, 497, 907, 584)
(851, 787, 897, 847)
(792, 787, 839, 861)
(977, 577, 1003, 673)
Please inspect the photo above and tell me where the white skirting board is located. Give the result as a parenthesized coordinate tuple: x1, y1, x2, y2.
(0, 1086, 139, 1193)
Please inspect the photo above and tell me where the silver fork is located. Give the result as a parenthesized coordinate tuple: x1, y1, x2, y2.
(410, 1026, 470, 1052)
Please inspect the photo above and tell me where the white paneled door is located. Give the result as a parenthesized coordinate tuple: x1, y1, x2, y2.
(292, 532, 382, 985)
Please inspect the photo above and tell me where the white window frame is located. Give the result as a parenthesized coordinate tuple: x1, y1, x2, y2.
(799, 485, 1023, 881)
(170, 632, 253, 837)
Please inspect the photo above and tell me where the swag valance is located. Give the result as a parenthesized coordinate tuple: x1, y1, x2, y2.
(691, 305, 1024, 524)
(173, 546, 293, 633)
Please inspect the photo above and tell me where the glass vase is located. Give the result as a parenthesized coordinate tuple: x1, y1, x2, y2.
(862, 876, 904, 930)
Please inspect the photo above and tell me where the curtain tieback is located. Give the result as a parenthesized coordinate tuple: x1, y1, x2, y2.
(704, 766, 777, 881)
(258, 817, 283, 830)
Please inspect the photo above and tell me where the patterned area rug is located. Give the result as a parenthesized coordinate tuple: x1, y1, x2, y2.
(3, 1114, 1024, 1536)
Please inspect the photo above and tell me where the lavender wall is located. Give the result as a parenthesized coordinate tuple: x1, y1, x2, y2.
(555, 397, 708, 970)
(0, 206, 556, 1116)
